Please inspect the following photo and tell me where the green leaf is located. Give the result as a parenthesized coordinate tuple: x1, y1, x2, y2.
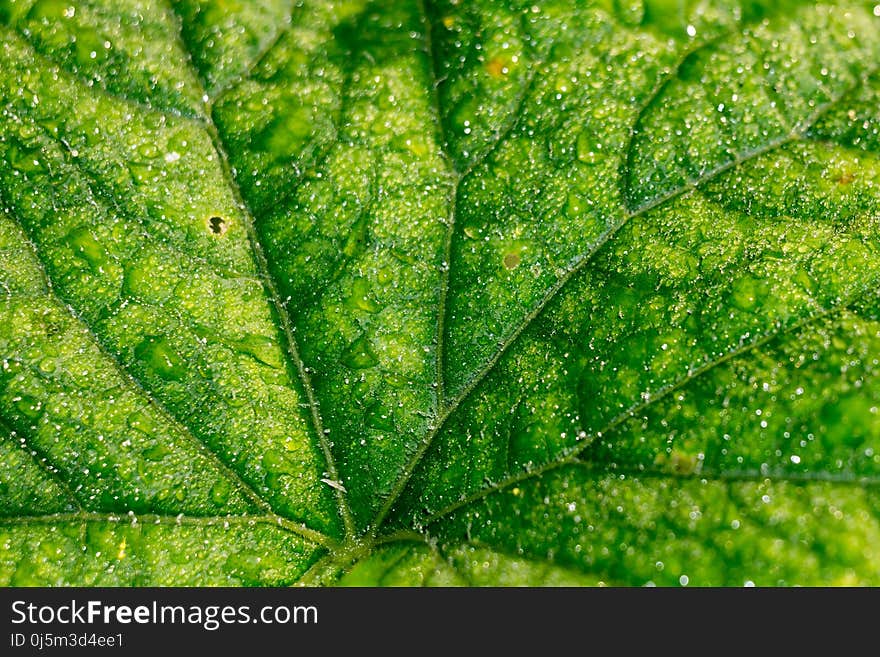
(1, 0, 880, 586)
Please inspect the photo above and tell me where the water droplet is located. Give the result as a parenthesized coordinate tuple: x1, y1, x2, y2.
(13, 394, 42, 420)
(576, 129, 601, 164)
(234, 334, 282, 369)
(613, 0, 644, 26)
(344, 278, 382, 313)
(137, 143, 159, 159)
(8, 141, 46, 174)
(341, 334, 378, 369)
(127, 162, 159, 185)
(27, 0, 71, 21)
(365, 401, 395, 431)
(210, 479, 231, 504)
(67, 226, 107, 273)
(254, 106, 314, 157)
(142, 443, 171, 462)
(127, 410, 156, 434)
(134, 335, 186, 381)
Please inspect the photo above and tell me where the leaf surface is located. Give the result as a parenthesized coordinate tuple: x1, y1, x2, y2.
(2, 0, 880, 586)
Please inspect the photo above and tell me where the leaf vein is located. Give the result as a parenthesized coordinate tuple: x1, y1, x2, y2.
(163, 0, 356, 538)
(0, 511, 336, 547)
(413, 293, 866, 528)
(372, 62, 874, 532)
(0, 416, 82, 513)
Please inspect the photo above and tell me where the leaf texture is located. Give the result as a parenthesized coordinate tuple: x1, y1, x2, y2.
(2, 0, 880, 586)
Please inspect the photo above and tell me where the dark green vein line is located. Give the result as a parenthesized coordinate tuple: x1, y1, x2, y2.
(434, 543, 476, 586)
(374, 548, 412, 586)
(424, 464, 880, 582)
(590, 463, 880, 488)
(373, 529, 429, 547)
(232, 60, 348, 222)
(437, 539, 606, 585)
(419, 0, 459, 411)
(620, 30, 735, 206)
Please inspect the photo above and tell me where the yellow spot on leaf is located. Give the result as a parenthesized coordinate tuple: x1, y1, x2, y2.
(503, 252, 521, 270)
(486, 58, 509, 78)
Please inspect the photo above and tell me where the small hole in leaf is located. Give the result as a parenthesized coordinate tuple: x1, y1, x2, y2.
(209, 216, 226, 235)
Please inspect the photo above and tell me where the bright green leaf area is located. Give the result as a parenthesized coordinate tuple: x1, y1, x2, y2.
(2, 0, 880, 586)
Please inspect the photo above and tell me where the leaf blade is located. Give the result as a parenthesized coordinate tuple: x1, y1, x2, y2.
(214, 0, 453, 529)
(4, 0, 880, 586)
(0, 18, 340, 532)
